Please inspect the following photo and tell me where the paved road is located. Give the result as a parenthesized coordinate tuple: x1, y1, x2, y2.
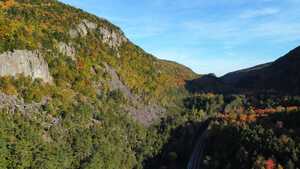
(187, 120, 210, 169)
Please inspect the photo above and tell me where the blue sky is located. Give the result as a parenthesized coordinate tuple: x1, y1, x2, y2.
(60, 0, 300, 76)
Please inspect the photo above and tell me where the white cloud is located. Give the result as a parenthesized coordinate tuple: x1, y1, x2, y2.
(183, 13, 300, 45)
(240, 7, 280, 19)
(61, 0, 300, 75)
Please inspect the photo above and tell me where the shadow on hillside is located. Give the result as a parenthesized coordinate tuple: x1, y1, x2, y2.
(143, 119, 211, 169)
(143, 110, 300, 169)
(196, 110, 300, 169)
(184, 74, 234, 94)
(257, 110, 300, 136)
(185, 74, 300, 96)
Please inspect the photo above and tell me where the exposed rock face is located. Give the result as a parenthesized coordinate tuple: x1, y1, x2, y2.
(0, 92, 41, 115)
(82, 19, 97, 30)
(58, 42, 76, 60)
(69, 19, 98, 38)
(98, 26, 128, 48)
(69, 19, 127, 49)
(77, 22, 89, 37)
(0, 50, 53, 83)
(125, 103, 165, 126)
(0, 92, 60, 133)
(103, 63, 134, 100)
(69, 29, 79, 39)
(103, 63, 165, 125)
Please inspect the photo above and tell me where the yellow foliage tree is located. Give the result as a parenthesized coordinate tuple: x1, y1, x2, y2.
(3, 84, 18, 96)
(0, 0, 16, 9)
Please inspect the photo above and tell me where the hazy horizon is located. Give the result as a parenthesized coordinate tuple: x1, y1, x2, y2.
(60, 0, 300, 76)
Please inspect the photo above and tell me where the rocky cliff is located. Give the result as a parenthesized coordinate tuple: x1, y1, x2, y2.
(0, 0, 196, 124)
(0, 50, 52, 83)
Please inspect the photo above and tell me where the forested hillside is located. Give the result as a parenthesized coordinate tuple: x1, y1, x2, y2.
(0, 0, 198, 168)
(221, 46, 300, 94)
(1, 1, 300, 169)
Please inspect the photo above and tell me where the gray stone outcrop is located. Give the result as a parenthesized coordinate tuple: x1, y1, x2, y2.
(103, 63, 133, 100)
(69, 19, 97, 38)
(0, 92, 42, 115)
(98, 26, 128, 48)
(69, 19, 128, 49)
(103, 63, 165, 125)
(58, 42, 76, 60)
(0, 50, 53, 83)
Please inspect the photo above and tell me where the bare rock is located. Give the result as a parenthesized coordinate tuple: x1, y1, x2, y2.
(82, 19, 97, 30)
(0, 93, 41, 115)
(125, 103, 166, 126)
(77, 22, 89, 37)
(69, 19, 127, 50)
(0, 50, 53, 83)
(103, 63, 133, 100)
(58, 42, 76, 60)
(69, 28, 79, 39)
(103, 62, 165, 125)
(98, 26, 128, 48)
(0, 93, 60, 139)
(69, 19, 97, 38)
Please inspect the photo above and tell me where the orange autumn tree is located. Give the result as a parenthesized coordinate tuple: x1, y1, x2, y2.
(0, 0, 16, 9)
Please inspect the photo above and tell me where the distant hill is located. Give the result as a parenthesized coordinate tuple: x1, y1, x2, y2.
(221, 62, 273, 85)
(186, 46, 300, 94)
(185, 73, 228, 93)
(221, 46, 300, 94)
(2, 1, 300, 169)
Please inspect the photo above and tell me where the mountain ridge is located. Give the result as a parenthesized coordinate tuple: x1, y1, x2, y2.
(0, 1, 299, 169)
(220, 45, 300, 93)
(0, 0, 198, 124)
(185, 45, 300, 94)
(0, 2, 200, 168)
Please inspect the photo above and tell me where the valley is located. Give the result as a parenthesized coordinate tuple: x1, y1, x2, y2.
(0, 0, 299, 169)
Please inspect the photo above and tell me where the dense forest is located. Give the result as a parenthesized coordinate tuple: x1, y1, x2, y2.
(0, 0, 197, 168)
(0, 0, 299, 169)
